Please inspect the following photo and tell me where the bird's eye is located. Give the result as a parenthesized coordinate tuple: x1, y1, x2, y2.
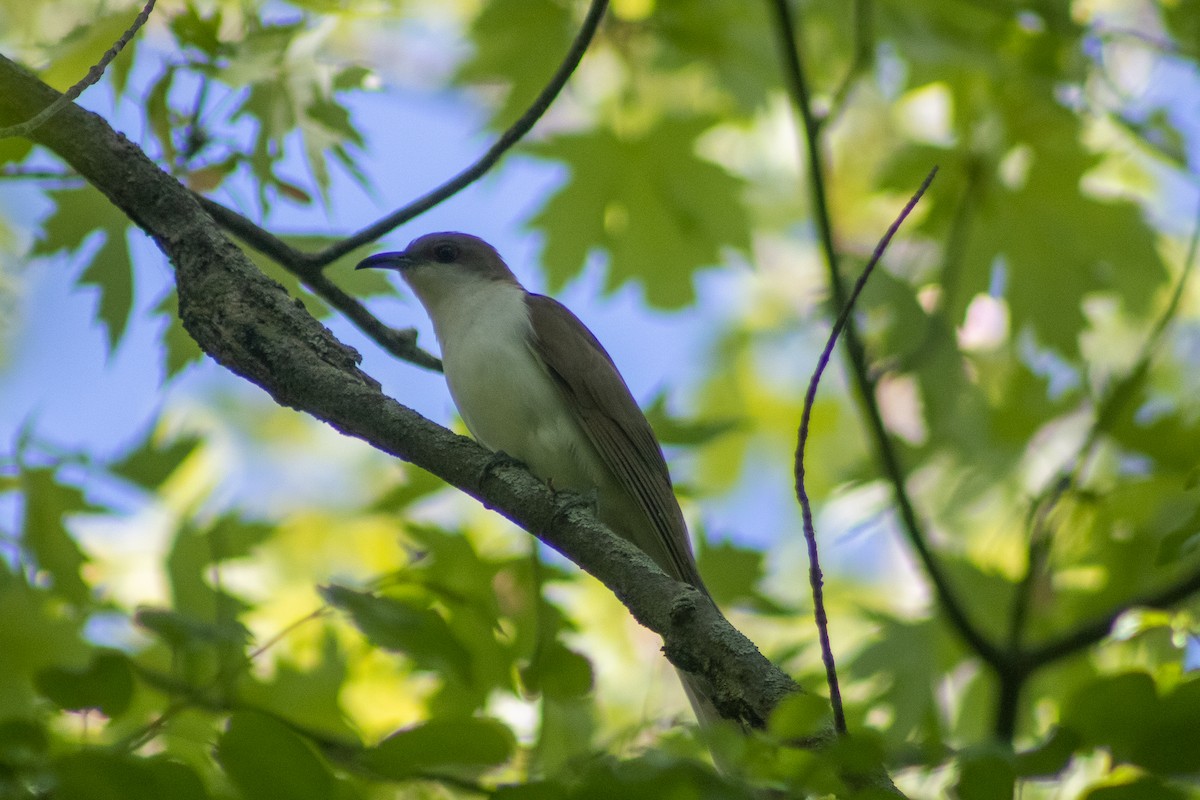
(432, 243, 458, 263)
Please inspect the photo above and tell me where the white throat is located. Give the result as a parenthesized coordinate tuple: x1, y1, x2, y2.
(407, 273, 607, 494)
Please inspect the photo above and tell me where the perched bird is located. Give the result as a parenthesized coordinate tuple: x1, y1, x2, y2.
(357, 232, 721, 726)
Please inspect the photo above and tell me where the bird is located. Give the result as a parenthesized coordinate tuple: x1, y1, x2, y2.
(356, 232, 723, 727)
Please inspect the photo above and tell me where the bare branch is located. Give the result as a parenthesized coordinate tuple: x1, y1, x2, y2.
(766, 0, 1004, 667)
(189, 0, 610, 373)
(0, 0, 157, 139)
(795, 168, 937, 738)
(197, 0, 611, 273)
(0, 49, 794, 733)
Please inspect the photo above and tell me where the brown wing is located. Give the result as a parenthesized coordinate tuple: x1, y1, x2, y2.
(525, 294, 705, 590)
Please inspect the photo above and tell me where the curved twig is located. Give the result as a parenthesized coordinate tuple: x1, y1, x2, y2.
(766, 0, 1004, 667)
(198, 0, 610, 272)
(796, 168, 937, 737)
(0, 0, 157, 140)
(194, 0, 610, 373)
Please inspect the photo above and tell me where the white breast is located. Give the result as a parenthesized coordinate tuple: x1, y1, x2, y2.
(421, 278, 606, 492)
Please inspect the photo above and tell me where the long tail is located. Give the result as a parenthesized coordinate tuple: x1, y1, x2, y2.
(678, 667, 725, 729)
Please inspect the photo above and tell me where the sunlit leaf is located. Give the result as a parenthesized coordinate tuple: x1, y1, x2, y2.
(527, 118, 750, 308)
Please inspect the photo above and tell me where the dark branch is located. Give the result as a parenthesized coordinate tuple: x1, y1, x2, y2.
(1023, 563, 1200, 669)
(767, 0, 1004, 668)
(196, 0, 610, 272)
(794, 167, 937, 738)
(0, 50, 792, 731)
(190, 0, 610, 373)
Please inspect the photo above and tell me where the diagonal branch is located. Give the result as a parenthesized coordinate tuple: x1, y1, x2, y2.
(197, 0, 610, 272)
(0, 48, 795, 734)
(1023, 563, 1200, 669)
(0, 0, 157, 139)
(766, 0, 1004, 667)
(191, 0, 610, 373)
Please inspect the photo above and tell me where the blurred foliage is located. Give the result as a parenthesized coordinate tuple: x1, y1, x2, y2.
(2, 0, 1200, 798)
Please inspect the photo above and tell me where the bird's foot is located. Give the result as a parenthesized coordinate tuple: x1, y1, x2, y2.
(477, 449, 527, 488)
(551, 486, 599, 526)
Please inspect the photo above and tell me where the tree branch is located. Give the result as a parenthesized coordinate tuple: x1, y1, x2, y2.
(1023, 563, 1200, 669)
(0, 50, 792, 731)
(795, 167, 937, 738)
(0, 0, 157, 139)
(188, 0, 610, 373)
(766, 0, 1005, 667)
(196, 0, 610, 272)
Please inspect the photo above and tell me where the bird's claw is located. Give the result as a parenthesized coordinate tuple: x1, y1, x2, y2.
(551, 486, 599, 526)
(478, 450, 526, 488)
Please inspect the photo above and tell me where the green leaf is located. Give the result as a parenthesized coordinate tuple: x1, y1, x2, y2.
(846, 612, 961, 754)
(1016, 727, 1079, 777)
(217, 711, 333, 800)
(166, 516, 270, 623)
(363, 717, 514, 779)
(41, 12, 140, 97)
(170, 4, 224, 58)
(521, 642, 593, 699)
(0, 136, 32, 167)
(0, 575, 90, 715)
(239, 632, 357, 740)
(532, 695, 595, 776)
(135, 607, 249, 650)
(455, 0, 574, 129)
(111, 433, 202, 490)
(1081, 774, 1188, 800)
(644, 393, 740, 447)
(33, 187, 134, 351)
(694, 538, 764, 607)
(651, 0, 775, 114)
(570, 752, 741, 800)
(527, 118, 750, 308)
(493, 782, 566, 800)
(369, 468, 447, 513)
(1063, 672, 1200, 774)
(35, 650, 134, 717)
(53, 751, 209, 800)
(144, 66, 177, 165)
(20, 468, 94, 604)
(768, 692, 833, 740)
(0, 719, 48, 771)
(954, 747, 1015, 800)
(320, 585, 472, 684)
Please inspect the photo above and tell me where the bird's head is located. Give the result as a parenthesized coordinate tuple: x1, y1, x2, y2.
(356, 232, 519, 307)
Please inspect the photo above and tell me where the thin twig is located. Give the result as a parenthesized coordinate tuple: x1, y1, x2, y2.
(199, 0, 610, 272)
(0, 166, 81, 181)
(194, 0, 610, 373)
(0, 0, 157, 139)
(1024, 561, 1200, 668)
(795, 167, 937, 737)
(767, 0, 1004, 666)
